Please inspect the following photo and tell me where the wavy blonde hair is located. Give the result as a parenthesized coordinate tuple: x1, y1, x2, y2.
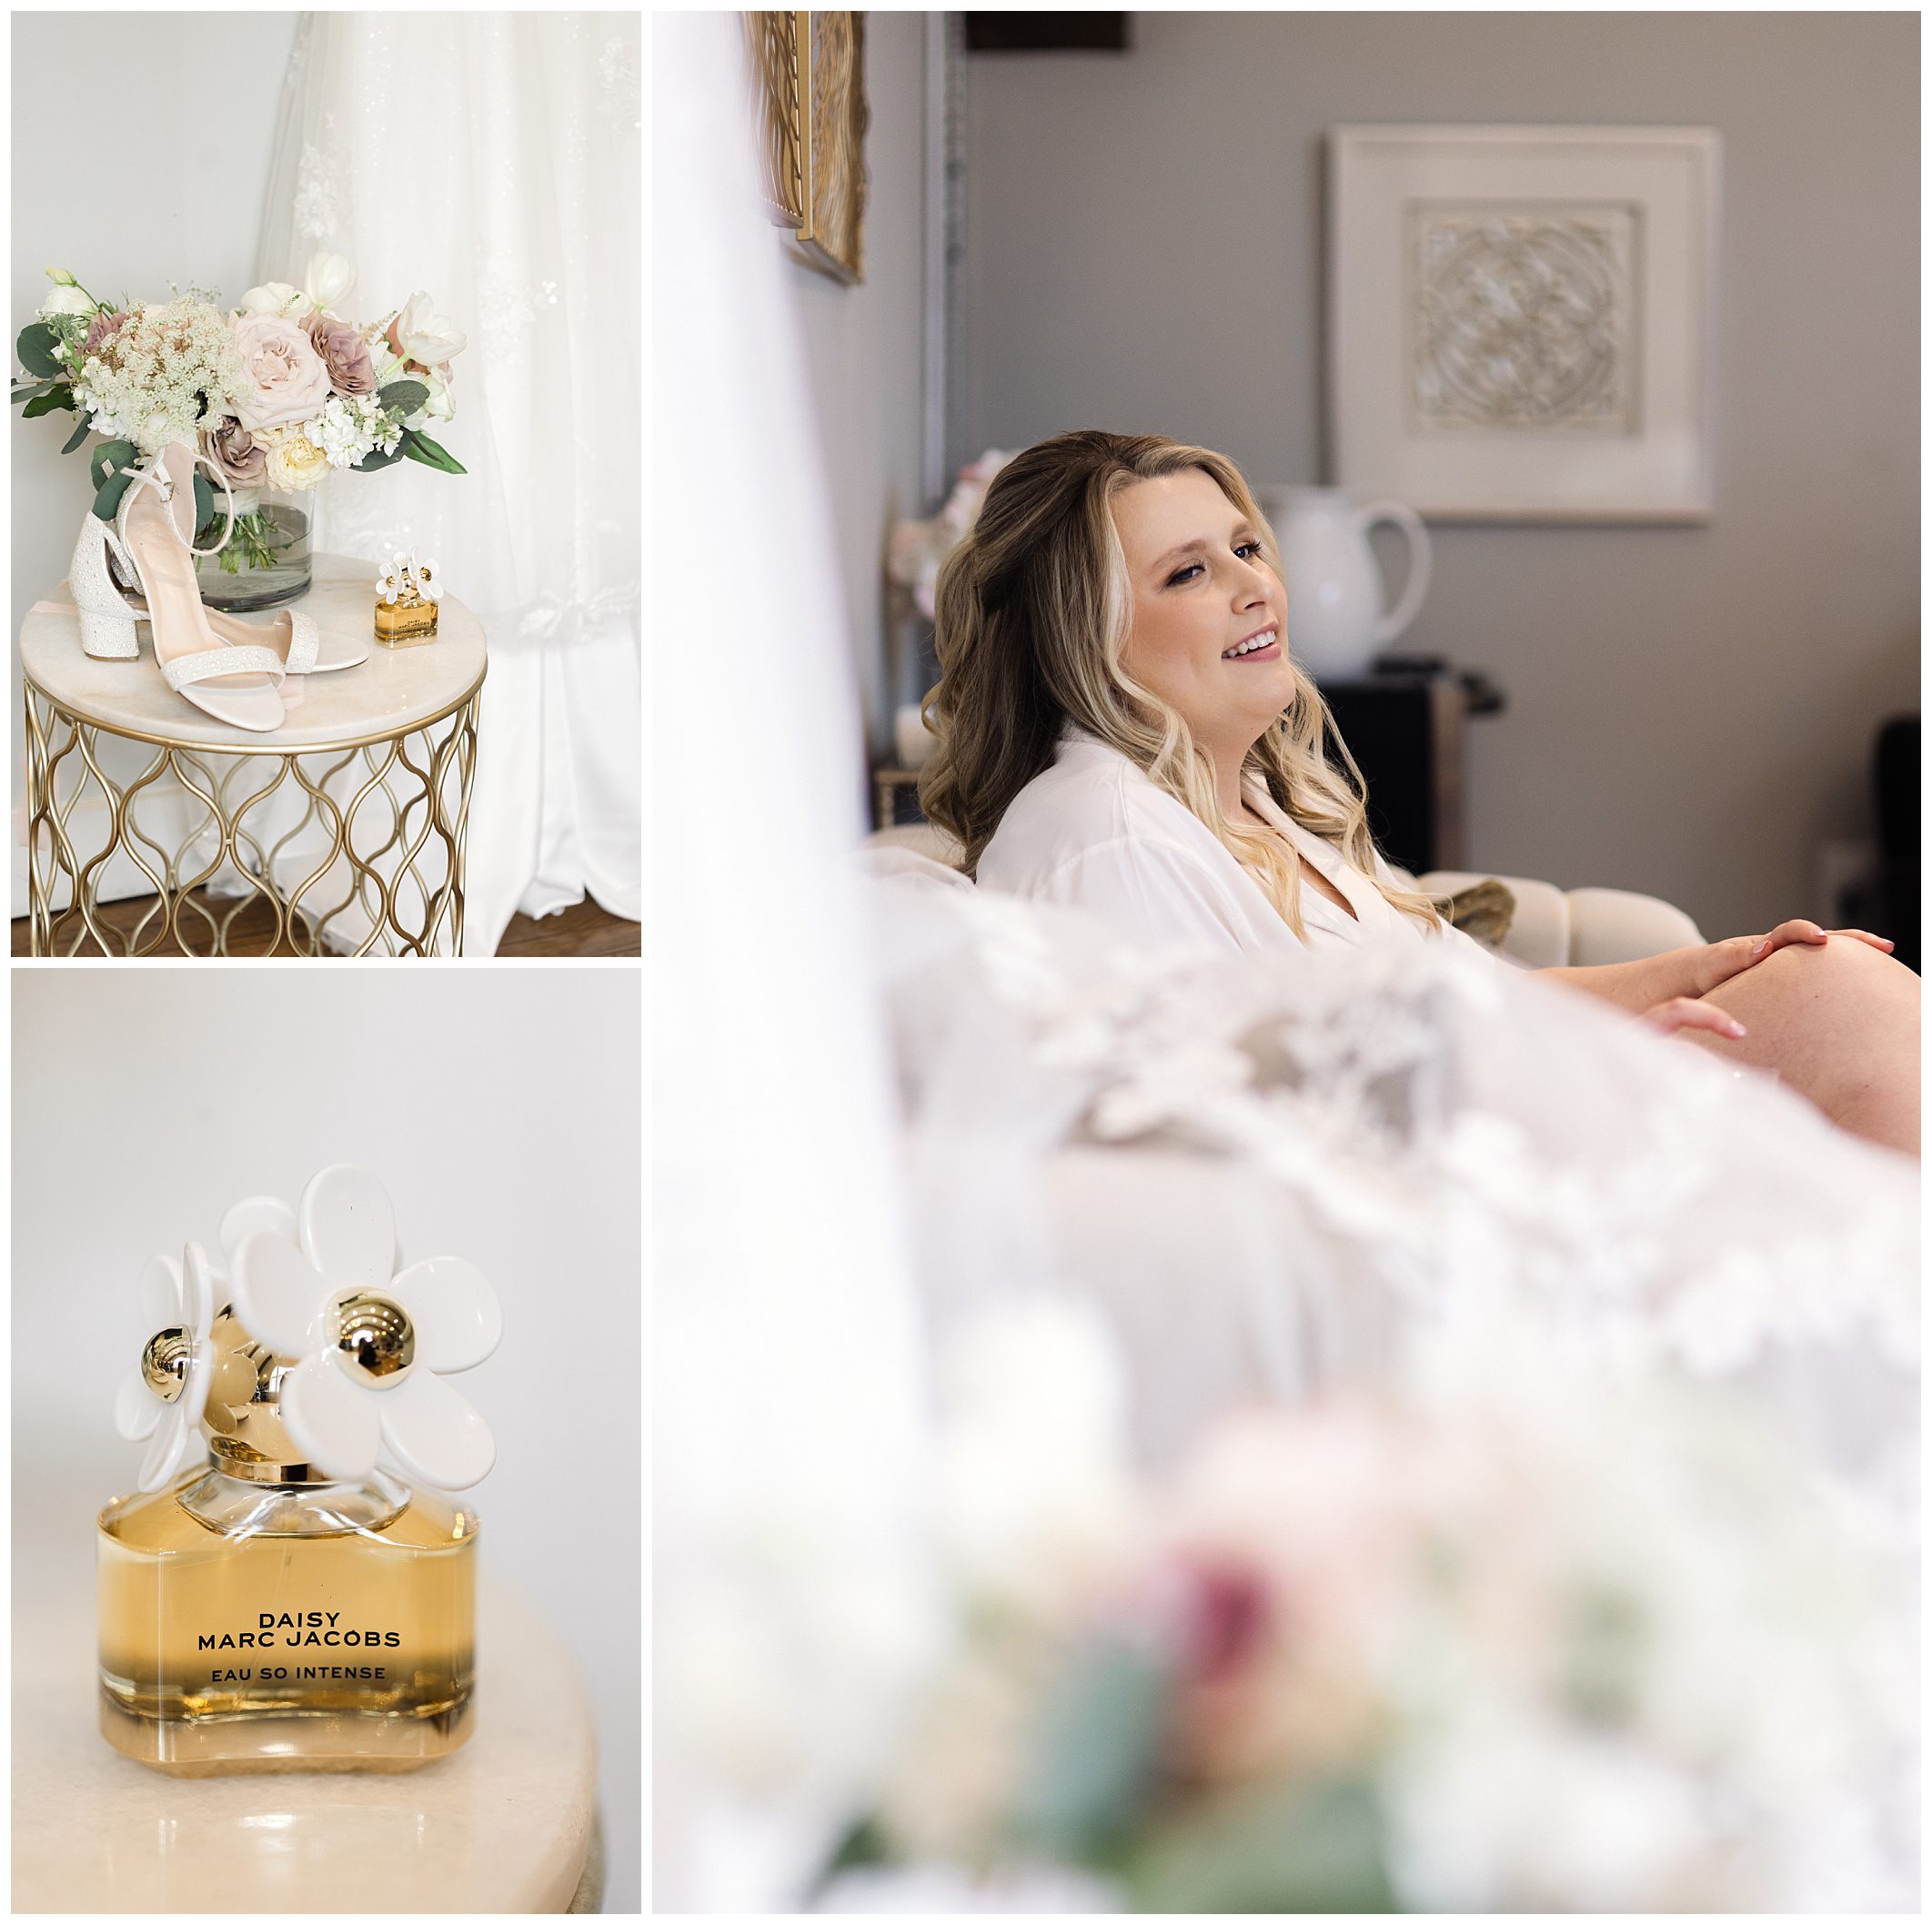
(920, 429, 1444, 940)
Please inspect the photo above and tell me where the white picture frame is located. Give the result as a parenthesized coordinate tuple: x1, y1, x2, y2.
(1329, 125, 1720, 521)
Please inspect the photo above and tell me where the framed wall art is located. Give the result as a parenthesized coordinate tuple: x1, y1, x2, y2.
(1329, 126, 1720, 521)
(744, 11, 870, 285)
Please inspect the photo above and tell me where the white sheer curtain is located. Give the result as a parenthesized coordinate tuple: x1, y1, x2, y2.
(252, 11, 639, 952)
(652, 15, 935, 1911)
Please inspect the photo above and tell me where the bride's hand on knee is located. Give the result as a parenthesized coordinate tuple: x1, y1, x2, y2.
(1692, 920, 1894, 994)
(1643, 996, 1747, 1042)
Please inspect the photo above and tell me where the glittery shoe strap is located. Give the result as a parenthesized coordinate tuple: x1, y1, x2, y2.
(161, 645, 287, 690)
(283, 610, 320, 674)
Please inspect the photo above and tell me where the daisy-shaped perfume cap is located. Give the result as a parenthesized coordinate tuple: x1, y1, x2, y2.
(115, 1244, 219, 1493)
(222, 1165, 503, 1490)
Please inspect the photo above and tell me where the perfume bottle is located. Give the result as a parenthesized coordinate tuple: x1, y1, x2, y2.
(97, 1167, 502, 1776)
(373, 549, 442, 646)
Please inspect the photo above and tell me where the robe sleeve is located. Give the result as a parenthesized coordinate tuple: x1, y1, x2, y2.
(1030, 834, 1263, 956)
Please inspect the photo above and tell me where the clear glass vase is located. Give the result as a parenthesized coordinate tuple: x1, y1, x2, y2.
(193, 486, 316, 612)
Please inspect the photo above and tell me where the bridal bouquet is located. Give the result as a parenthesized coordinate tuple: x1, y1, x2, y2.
(821, 1305, 1912, 1913)
(14, 258, 465, 574)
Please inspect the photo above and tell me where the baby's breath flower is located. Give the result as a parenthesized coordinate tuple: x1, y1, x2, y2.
(75, 297, 246, 457)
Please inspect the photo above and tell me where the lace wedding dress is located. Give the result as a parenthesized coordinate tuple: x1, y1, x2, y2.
(868, 851, 1917, 1502)
(244, 12, 641, 952)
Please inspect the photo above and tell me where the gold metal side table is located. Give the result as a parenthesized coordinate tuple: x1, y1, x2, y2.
(21, 553, 486, 956)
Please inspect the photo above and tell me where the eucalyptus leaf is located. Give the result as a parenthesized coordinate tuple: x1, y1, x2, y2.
(61, 416, 90, 455)
(192, 470, 215, 536)
(377, 378, 428, 418)
(819, 1816, 891, 1883)
(93, 469, 135, 523)
(12, 378, 56, 403)
(401, 428, 467, 476)
(1010, 1641, 1172, 1863)
(16, 322, 62, 379)
(22, 392, 70, 419)
(90, 437, 136, 496)
(352, 442, 407, 473)
(1122, 1775, 1398, 1914)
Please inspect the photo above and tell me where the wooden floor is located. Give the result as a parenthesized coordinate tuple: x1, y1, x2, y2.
(13, 892, 639, 959)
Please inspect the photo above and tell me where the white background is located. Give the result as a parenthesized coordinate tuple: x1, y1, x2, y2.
(11, 967, 641, 1910)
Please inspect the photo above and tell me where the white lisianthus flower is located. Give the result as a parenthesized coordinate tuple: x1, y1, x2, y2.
(418, 362, 457, 424)
(45, 267, 77, 286)
(38, 285, 91, 318)
(366, 330, 406, 389)
(263, 428, 331, 490)
(387, 292, 467, 367)
(301, 252, 356, 316)
(238, 281, 313, 319)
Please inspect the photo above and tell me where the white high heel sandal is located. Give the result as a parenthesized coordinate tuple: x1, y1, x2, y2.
(69, 441, 287, 732)
(127, 450, 368, 678)
(73, 448, 369, 681)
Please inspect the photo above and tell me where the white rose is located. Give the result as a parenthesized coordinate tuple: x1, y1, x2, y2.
(263, 429, 331, 491)
(38, 285, 91, 318)
(387, 292, 467, 367)
(301, 252, 356, 315)
(239, 281, 313, 319)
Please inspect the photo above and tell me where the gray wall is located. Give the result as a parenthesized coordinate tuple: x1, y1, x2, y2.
(785, 11, 928, 758)
(10, 11, 299, 913)
(959, 11, 1918, 936)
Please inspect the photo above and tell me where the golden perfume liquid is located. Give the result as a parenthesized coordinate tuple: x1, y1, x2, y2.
(374, 587, 438, 646)
(97, 1466, 477, 1775)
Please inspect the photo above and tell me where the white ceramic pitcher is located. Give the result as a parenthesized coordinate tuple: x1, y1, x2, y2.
(1259, 487, 1433, 680)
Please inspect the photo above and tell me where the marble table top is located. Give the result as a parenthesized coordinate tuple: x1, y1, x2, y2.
(20, 553, 487, 752)
(14, 1567, 595, 1913)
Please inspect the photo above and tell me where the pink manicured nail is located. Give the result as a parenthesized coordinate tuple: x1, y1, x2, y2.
(1729, 1022, 1746, 1038)
(1750, 941, 1766, 957)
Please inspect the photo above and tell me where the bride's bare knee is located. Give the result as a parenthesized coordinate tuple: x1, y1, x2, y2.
(1716, 934, 1917, 1018)
(1696, 936, 1917, 1111)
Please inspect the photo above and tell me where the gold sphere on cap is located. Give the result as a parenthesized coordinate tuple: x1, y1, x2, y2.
(328, 1291, 416, 1386)
(140, 1326, 194, 1403)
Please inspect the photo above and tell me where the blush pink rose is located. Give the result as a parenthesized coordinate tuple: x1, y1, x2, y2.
(230, 313, 332, 432)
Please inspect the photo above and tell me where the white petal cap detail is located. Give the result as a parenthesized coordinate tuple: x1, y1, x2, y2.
(220, 1194, 297, 1272)
(231, 1230, 329, 1358)
(122, 1241, 219, 1493)
(379, 1370, 496, 1487)
(389, 1255, 502, 1373)
(116, 1367, 163, 1442)
(298, 1164, 397, 1294)
(221, 1166, 500, 1491)
(138, 1254, 182, 1333)
(280, 1353, 384, 1481)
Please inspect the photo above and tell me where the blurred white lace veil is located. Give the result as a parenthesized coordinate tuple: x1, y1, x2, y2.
(651, 14, 935, 1911)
